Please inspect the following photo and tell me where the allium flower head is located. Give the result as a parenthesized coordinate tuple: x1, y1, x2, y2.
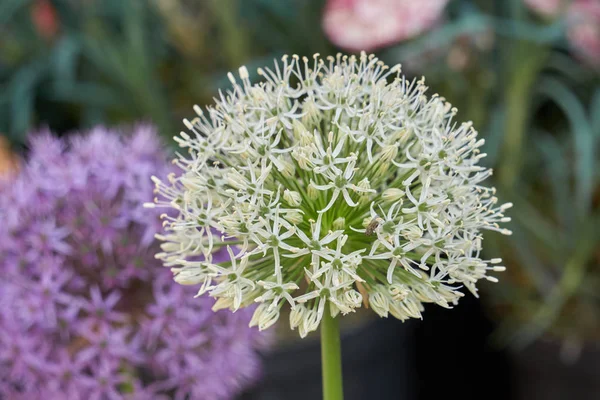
(151, 53, 512, 338)
(322, 0, 449, 52)
(0, 126, 267, 399)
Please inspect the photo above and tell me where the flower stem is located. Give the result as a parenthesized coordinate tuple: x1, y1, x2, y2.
(498, 42, 547, 189)
(321, 310, 344, 400)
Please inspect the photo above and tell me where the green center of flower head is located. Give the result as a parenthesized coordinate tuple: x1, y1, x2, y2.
(150, 53, 512, 338)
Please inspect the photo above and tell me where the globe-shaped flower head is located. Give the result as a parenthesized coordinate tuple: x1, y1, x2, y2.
(151, 53, 512, 337)
(0, 126, 267, 399)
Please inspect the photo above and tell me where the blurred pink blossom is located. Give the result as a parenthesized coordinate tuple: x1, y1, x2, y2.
(30, 0, 59, 40)
(322, 0, 449, 51)
(567, 0, 600, 66)
(524, 0, 600, 66)
(524, 0, 565, 17)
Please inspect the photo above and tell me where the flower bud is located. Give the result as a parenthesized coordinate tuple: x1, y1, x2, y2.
(380, 144, 398, 162)
(376, 163, 389, 177)
(283, 189, 302, 206)
(290, 304, 306, 330)
(403, 297, 423, 319)
(369, 288, 390, 318)
(292, 147, 313, 170)
(307, 182, 319, 200)
(300, 309, 320, 338)
(388, 283, 409, 301)
(302, 99, 321, 128)
(355, 178, 371, 195)
(404, 225, 423, 240)
(259, 307, 280, 331)
(292, 119, 309, 140)
(284, 210, 303, 225)
(277, 156, 296, 178)
(330, 302, 341, 318)
(212, 296, 235, 311)
(344, 289, 362, 308)
(250, 303, 280, 331)
(173, 267, 205, 285)
(333, 217, 346, 230)
(382, 188, 405, 202)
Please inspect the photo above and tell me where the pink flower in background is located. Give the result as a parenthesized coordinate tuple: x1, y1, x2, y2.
(30, 0, 59, 40)
(567, 0, 600, 66)
(524, 0, 565, 17)
(523, 0, 600, 67)
(322, 0, 449, 51)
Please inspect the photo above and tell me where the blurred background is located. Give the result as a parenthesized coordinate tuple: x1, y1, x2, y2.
(1, 0, 599, 399)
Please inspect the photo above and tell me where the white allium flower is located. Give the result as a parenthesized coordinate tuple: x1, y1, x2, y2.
(148, 53, 512, 337)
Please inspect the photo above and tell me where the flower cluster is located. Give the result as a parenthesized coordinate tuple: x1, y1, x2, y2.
(0, 126, 267, 399)
(322, 0, 449, 52)
(151, 53, 512, 338)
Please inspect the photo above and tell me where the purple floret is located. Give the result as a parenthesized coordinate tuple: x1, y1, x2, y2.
(0, 125, 269, 399)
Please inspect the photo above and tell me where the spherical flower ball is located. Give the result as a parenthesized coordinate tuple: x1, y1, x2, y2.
(0, 125, 268, 399)
(150, 53, 512, 339)
(322, 0, 449, 52)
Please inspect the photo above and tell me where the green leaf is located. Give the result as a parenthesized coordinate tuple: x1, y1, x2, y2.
(8, 60, 47, 140)
(508, 229, 556, 296)
(535, 132, 573, 232)
(481, 105, 506, 168)
(591, 87, 600, 140)
(51, 36, 82, 82)
(537, 77, 595, 218)
(510, 192, 567, 255)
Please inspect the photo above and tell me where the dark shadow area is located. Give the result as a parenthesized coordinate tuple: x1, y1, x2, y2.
(240, 317, 417, 400)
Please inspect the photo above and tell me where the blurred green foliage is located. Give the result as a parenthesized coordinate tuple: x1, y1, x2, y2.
(0, 0, 330, 145)
(1, 0, 599, 351)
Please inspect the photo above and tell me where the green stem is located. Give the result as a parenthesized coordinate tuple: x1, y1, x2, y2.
(498, 42, 547, 189)
(208, 0, 249, 68)
(321, 309, 344, 400)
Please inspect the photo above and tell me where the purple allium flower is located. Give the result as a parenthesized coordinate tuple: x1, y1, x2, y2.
(0, 125, 269, 399)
